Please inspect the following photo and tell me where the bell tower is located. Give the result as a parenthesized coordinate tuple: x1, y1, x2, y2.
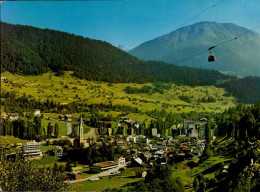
(79, 115, 84, 144)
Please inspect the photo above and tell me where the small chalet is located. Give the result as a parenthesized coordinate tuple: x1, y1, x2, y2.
(59, 115, 65, 121)
(65, 171, 83, 180)
(34, 109, 41, 117)
(136, 169, 148, 178)
(1, 77, 7, 82)
(117, 141, 127, 147)
(9, 113, 19, 121)
(65, 115, 72, 121)
(114, 155, 126, 165)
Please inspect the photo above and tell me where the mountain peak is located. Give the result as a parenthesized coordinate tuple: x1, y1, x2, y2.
(129, 22, 260, 77)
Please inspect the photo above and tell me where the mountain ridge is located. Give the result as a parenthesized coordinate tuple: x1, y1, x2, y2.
(1, 22, 259, 103)
(129, 21, 260, 77)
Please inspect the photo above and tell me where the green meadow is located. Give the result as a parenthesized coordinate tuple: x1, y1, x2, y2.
(68, 177, 142, 191)
(1, 71, 236, 113)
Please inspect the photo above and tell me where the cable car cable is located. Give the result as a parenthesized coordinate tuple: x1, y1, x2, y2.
(132, 24, 260, 82)
(177, 0, 225, 29)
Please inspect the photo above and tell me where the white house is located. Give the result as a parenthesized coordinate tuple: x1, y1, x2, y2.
(114, 156, 126, 165)
(127, 135, 137, 143)
(9, 113, 19, 121)
(33, 109, 41, 117)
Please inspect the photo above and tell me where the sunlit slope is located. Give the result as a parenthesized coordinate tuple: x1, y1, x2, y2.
(1, 71, 236, 113)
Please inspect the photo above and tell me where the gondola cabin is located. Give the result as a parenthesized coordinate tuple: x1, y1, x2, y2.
(208, 55, 216, 62)
(208, 46, 216, 62)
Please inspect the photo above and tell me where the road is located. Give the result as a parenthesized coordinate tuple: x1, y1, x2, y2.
(66, 122, 72, 135)
(68, 163, 128, 184)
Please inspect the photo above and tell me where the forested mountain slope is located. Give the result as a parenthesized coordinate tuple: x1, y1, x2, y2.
(1, 22, 259, 103)
(1, 22, 227, 85)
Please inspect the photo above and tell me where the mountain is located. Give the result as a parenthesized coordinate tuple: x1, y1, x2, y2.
(1, 22, 228, 85)
(129, 21, 260, 77)
(1, 22, 259, 103)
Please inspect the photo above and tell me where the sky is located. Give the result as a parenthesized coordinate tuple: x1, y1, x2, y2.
(1, 0, 260, 50)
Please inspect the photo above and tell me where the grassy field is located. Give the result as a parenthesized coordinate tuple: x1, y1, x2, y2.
(40, 144, 55, 152)
(1, 71, 236, 113)
(41, 118, 67, 136)
(33, 154, 66, 168)
(0, 136, 30, 145)
(68, 177, 142, 191)
(74, 167, 96, 179)
(171, 152, 233, 191)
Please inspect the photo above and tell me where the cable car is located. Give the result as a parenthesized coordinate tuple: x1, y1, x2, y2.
(208, 46, 216, 62)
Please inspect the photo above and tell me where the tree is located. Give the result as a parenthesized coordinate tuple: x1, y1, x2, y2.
(47, 122, 52, 138)
(205, 121, 212, 143)
(46, 140, 50, 146)
(53, 162, 59, 172)
(65, 160, 72, 172)
(0, 148, 66, 191)
(54, 123, 59, 138)
(193, 177, 200, 190)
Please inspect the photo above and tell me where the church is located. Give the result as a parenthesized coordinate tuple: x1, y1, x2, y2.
(73, 116, 88, 148)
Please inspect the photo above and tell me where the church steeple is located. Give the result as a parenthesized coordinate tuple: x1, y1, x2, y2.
(79, 115, 84, 143)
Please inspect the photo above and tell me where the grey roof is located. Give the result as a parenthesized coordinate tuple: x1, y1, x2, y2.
(134, 157, 143, 165)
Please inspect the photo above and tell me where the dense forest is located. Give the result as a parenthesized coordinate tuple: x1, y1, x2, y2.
(216, 102, 260, 140)
(1, 22, 259, 103)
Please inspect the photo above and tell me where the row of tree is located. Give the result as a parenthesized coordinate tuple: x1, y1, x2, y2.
(1, 116, 60, 141)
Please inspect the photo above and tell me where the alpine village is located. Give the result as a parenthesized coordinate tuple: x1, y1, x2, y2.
(1, 2, 260, 192)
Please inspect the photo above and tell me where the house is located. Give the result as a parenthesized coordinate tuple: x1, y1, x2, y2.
(135, 169, 148, 178)
(9, 113, 19, 121)
(155, 150, 165, 157)
(16, 143, 22, 147)
(71, 171, 83, 180)
(127, 135, 137, 143)
(132, 157, 143, 167)
(156, 145, 168, 151)
(55, 146, 63, 157)
(33, 109, 41, 117)
(1, 77, 7, 82)
(90, 161, 118, 173)
(23, 141, 43, 158)
(136, 135, 148, 143)
(117, 140, 127, 147)
(222, 164, 229, 173)
(183, 120, 202, 138)
(166, 150, 178, 158)
(65, 171, 83, 180)
(59, 115, 65, 121)
(65, 115, 72, 121)
(114, 155, 126, 165)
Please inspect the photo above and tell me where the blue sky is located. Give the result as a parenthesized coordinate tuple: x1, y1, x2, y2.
(1, 0, 260, 49)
